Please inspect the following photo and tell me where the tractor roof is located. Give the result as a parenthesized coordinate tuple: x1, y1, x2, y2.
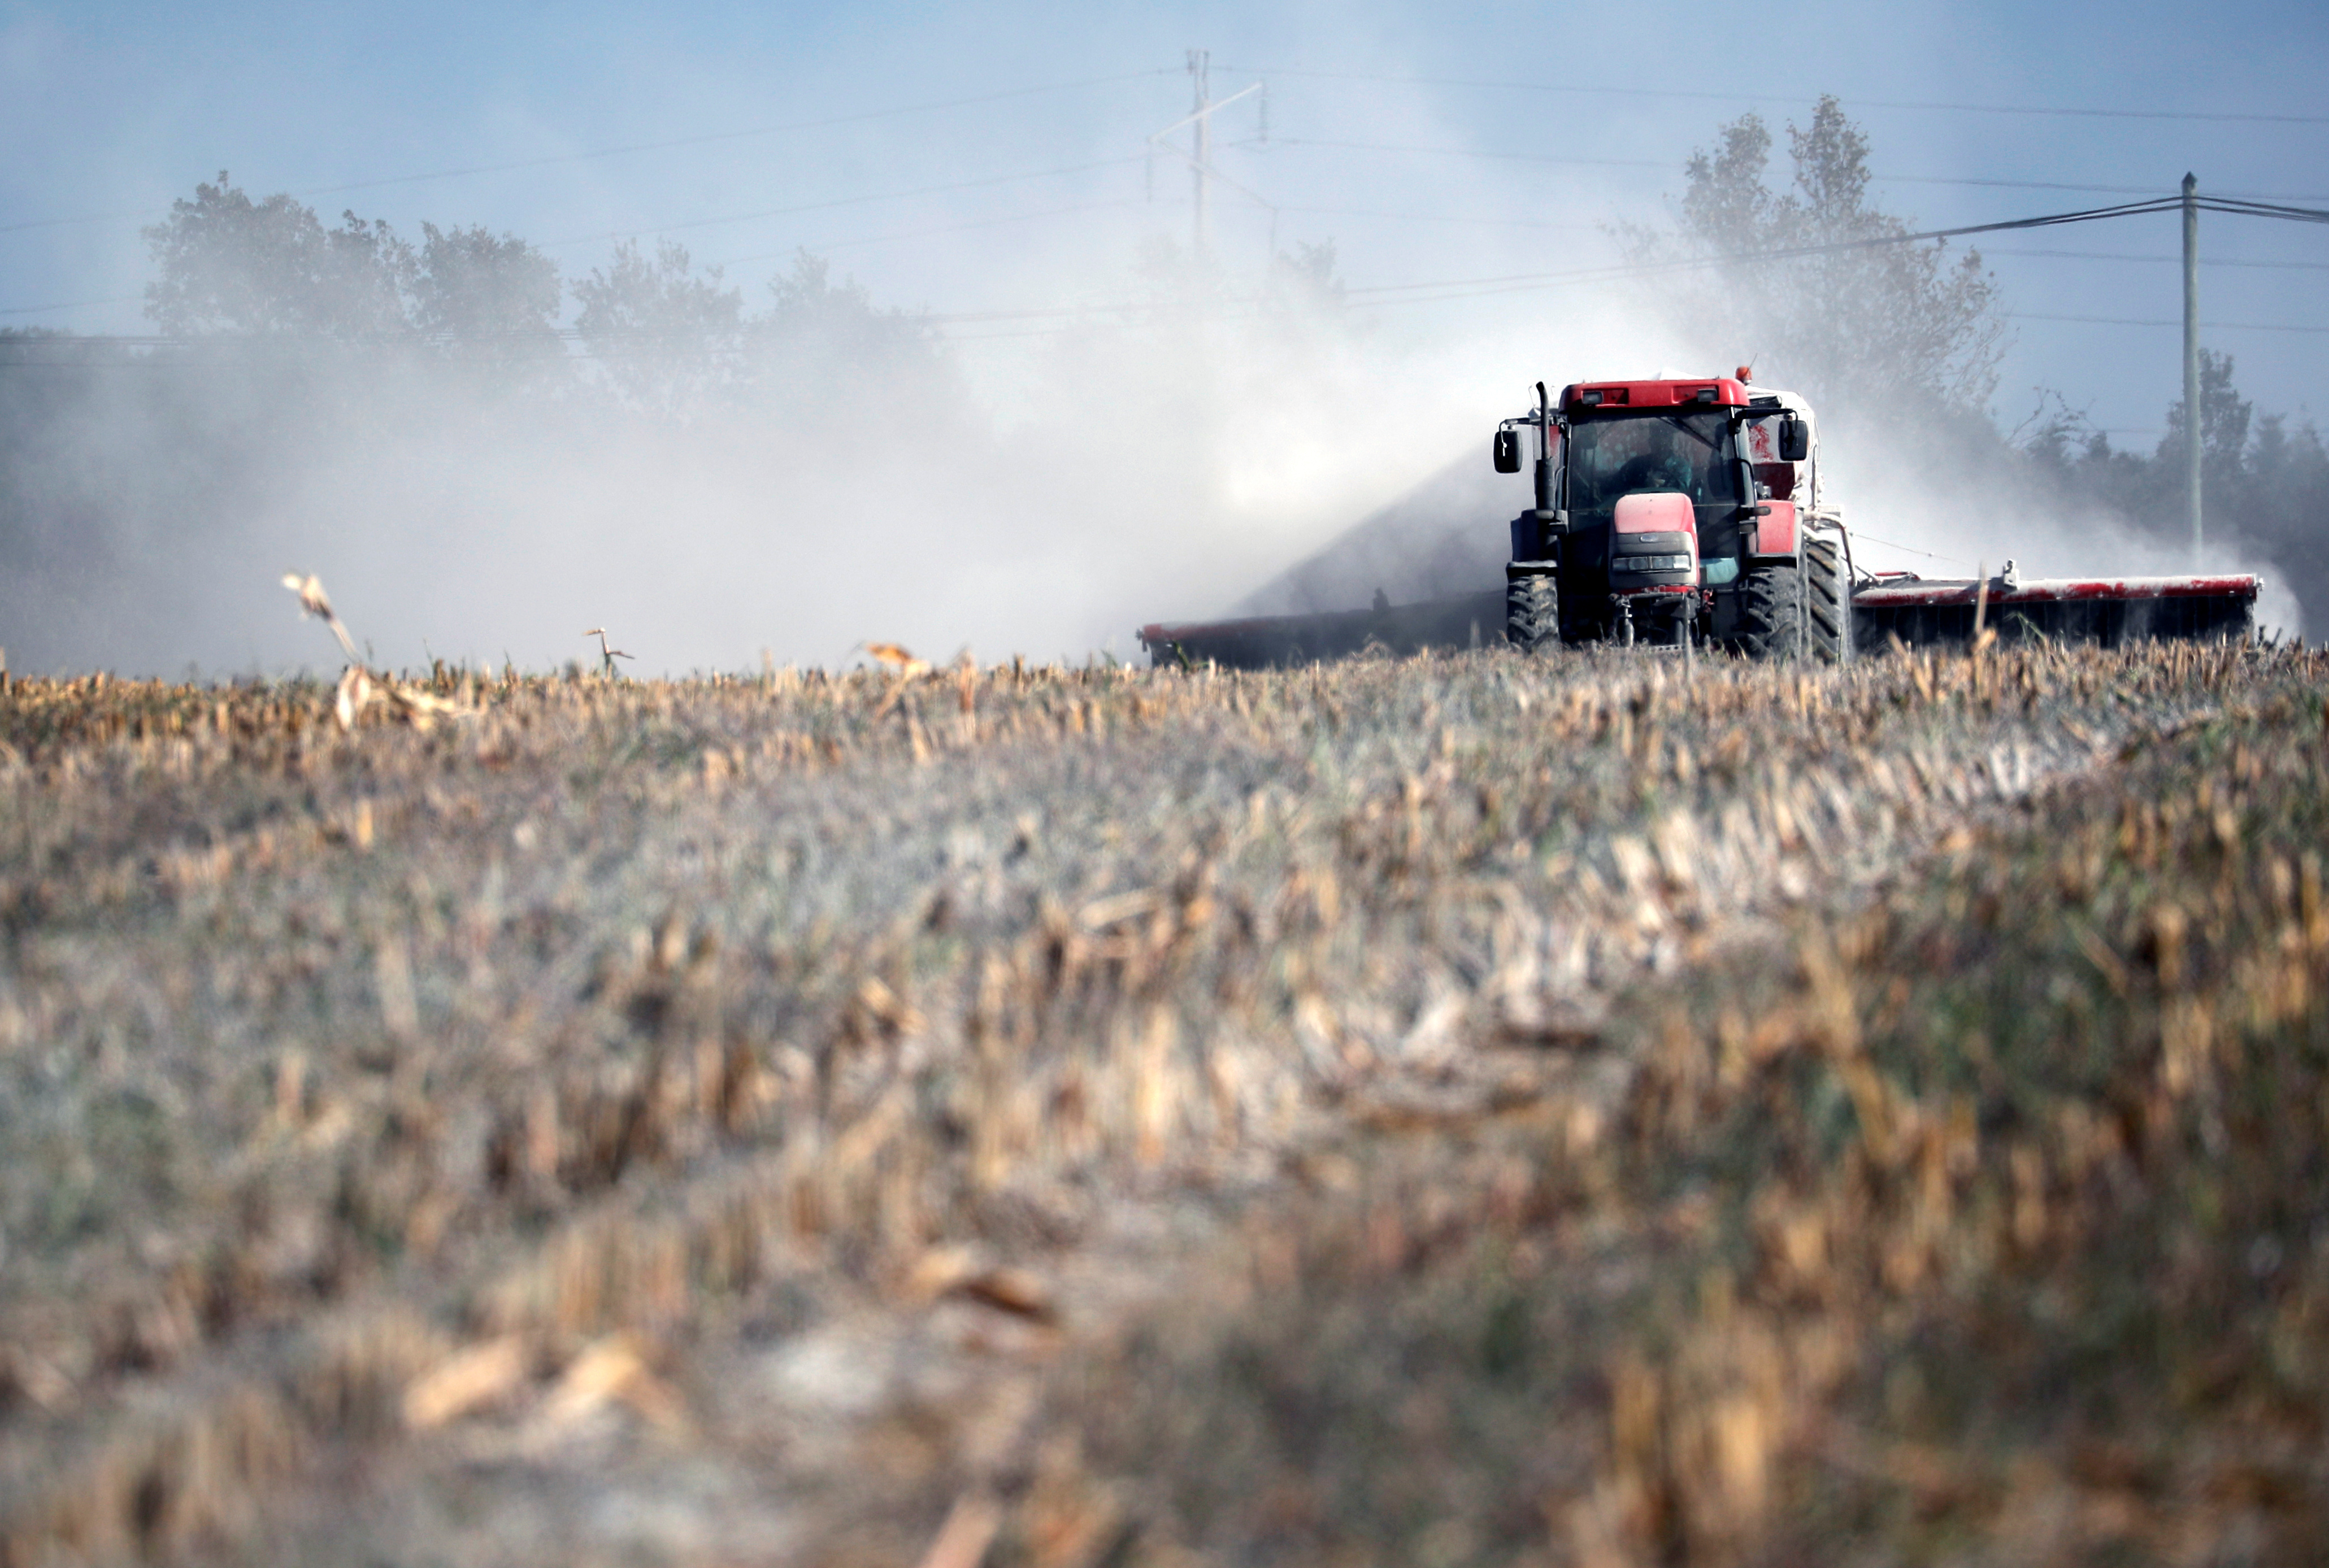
(1562, 376, 1750, 412)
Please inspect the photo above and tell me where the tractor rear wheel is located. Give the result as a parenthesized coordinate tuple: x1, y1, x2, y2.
(1737, 537, 1854, 663)
(1506, 574, 1559, 654)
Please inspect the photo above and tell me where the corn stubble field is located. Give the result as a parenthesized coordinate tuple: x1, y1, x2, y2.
(0, 636, 2323, 1566)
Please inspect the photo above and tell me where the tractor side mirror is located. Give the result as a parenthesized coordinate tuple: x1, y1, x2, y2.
(1493, 428, 1522, 473)
(1779, 416, 1810, 463)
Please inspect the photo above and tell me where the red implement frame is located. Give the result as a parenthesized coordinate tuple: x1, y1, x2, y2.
(1852, 574, 2260, 648)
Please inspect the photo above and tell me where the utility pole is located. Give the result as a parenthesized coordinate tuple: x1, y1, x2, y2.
(1145, 57, 1266, 265)
(1189, 50, 1210, 258)
(2183, 172, 2202, 566)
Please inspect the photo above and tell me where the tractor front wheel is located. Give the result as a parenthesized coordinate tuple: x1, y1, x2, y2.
(1506, 574, 1560, 654)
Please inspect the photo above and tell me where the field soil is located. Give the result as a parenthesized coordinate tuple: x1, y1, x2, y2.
(0, 641, 2322, 1566)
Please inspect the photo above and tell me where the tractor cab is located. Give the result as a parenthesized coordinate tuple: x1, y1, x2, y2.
(1497, 373, 1815, 648)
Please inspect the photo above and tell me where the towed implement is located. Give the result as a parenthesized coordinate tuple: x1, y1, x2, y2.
(1140, 372, 2260, 668)
(1132, 591, 1504, 670)
(1850, 569, 2260, 647)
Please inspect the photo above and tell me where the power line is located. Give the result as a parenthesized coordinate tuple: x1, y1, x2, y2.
(1984, 249, 2329, 272)
(0, 167, 1152, 318)
(711, 198, 1147, 267)
(1336, 197, 2194, 303)
(0, 69, 1178, 238)
(1882, 175, 2329, 203)
(1334, 195, 2329, 308)
(0, 211, 149, 239)
(4, 191, 1162, 316)
(2011, 312, 2329, 334)
(536, 156, 1146, 249)
(7, 59, 2321, 262)
(1275, 203, 1597, 232)
(0, 294, 141, 317)
(48, 195, 2215, 324)
(1259, 138, 2328, 203)
(12, 195, 2327, 352)
(2202, 195, 2329, 224)
(1270, 137, 1666, 172)
(6, 190, 1183, 321)
(1213, 65, 2329, 128)
(299, 71, 1176, 198)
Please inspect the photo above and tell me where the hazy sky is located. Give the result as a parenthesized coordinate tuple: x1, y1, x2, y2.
(3, 1, 2322, 434)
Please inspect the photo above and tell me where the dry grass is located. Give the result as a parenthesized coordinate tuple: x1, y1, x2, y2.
(1046, 648, 2329, 1568)
(0, 639, 2314, 1565)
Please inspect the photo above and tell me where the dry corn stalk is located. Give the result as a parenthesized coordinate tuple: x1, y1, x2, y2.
(284, 571, 475, 732)
(584, 628, 634, 679)
(540, 1334, 689, 1434)
(283, 572, 360, 663)
(402, 1336, 531, 1430)
(867, 642, 932, 722)
(866, 642, 932, 678)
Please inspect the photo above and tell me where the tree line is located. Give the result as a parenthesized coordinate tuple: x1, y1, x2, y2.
(1659, 97, 2326, 632)
(0, 172, 951, 418)
(2024, 350, 2329, 623)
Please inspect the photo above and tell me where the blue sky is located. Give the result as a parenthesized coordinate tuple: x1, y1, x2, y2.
(3, 0, 2323, 442)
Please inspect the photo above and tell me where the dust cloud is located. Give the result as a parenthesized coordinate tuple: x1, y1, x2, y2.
(0, 236, 1699, 677)
(1, 164, 2297, 676)
(1816, 426, 2301, 639)
(1244, 320, 2305, 646)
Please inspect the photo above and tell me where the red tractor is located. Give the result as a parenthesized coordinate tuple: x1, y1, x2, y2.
(1496, 373, 1848, 656)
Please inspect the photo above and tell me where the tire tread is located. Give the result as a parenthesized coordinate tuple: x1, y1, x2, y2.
(1506, 575, 1560, 653)
(1737, 533, 1853, 664)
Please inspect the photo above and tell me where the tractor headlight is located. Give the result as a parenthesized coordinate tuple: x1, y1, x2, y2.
(1613, 554, 1693, 574)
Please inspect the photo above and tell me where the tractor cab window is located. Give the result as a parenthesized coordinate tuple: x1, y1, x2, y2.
(1743, 415, 1801, 501)
(1566, 411, 1741, 515)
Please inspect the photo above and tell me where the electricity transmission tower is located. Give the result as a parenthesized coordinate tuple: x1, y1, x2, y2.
(1148, 50, 1267, 260)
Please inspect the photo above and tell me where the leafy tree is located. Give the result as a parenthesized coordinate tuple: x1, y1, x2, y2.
(414, 224, 562, 343)
(143, 173, 414, 337)
(1267, 239, 1346, 317)
(736, 250, 949, 419)
(2026, 351, 2329, 633)
(759, 251, 931, 363)
(1129, 233, 1243, 319)
(572, 240, 741, 342)
(571, 239, 742, 411)
(2162, 345, 2256, 480)
(2238, 415, 2329, 635)
(1637, 97, 2004, 417)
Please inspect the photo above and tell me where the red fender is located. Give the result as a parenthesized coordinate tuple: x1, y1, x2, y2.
(1753, 500, 1798, 559)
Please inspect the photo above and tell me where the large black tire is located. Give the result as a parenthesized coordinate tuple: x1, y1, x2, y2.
(1506, 574, 1560, 653)
(1737, 535, 1854, 663)
(1804, 535, 1856, 663)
